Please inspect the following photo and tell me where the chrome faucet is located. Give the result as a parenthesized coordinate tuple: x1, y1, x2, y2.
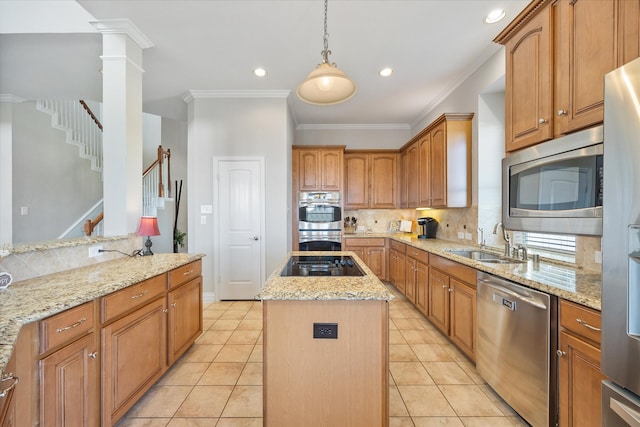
(478, 227, 485, 250)
(493, 222, 512, 256)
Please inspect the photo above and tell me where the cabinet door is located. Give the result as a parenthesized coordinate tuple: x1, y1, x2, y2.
(366, 247, 387, 280)
(617, 0, 640, 65)
(418, 134, 431, 207)
(298, 149, 320, 191)
(405, 257, 417, 304)
(555, 0, 616, 135)
(415, 261, 429, 316)
(504, 3, 554, 151)
(102, 298, 167, 426)
(320, 149, 342, 191)
(406, 143, 419, 208)
(344, 154, 369, 209)
(40, 333, 99, 427)
(395, 251, 407, 295)
(168, 276, 203, 364)
(0, 355, 17, 427)
(430, 123, 447, 207)
(428, 269, 449, 335)
(449, 278, 476, 361)
(370, 153, 397, 208)
(558, 331, 606, 427)
(398, 151, 408, 208)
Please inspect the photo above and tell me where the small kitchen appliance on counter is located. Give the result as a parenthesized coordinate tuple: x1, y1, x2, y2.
(417, 217, 437, 239)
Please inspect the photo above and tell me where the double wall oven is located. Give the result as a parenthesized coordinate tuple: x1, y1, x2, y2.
(298, 191, 342, 251)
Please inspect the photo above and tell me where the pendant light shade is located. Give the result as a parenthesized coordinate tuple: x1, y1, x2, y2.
(297, 0, 357, 105)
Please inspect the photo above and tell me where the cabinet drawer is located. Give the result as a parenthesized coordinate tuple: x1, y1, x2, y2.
(40, 301, 95, 354)
(406, 246, 428, 264)
(101, 274, 166, 324)
(344, 238, 385, 247)
(429, 254, 476, 285)
(389, 240, 406, 253)
(168, 260, 202, 290)
(560, 299, 601, 345)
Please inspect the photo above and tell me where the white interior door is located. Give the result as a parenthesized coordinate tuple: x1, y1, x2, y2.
(214, 158, 264, 300)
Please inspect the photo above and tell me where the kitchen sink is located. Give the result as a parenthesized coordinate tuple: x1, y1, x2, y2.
(445, 249, 527, 264)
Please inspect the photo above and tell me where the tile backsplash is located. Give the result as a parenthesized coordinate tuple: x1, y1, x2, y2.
(0, 235, 142, 282)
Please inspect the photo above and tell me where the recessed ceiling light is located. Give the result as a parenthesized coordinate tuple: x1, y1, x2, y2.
(253, 68, 266, 77)
(485, 9, 506, 24)
(379, 68, 393, 77)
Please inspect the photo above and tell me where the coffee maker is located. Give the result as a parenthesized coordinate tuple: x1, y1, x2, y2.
(417, 217, 438, 239)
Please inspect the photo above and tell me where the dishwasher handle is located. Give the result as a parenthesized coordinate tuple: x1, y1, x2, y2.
(478, 277, 548, 310)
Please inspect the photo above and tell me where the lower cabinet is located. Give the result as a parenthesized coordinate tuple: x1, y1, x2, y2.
(388, 241, 406, 295)
(427, 254, 477, 361)
(344, 238, 387, 279)
(0, 353, 17, 427)
(168, 276, 203, 364)
(405, 247, 428, 310)
(558, 299, 605, 427)
(40, 333, 99, 427)
(101, 297, 168, 426)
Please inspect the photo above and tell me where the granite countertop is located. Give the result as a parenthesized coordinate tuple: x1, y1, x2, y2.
(257, 251, 395, 301)
(345, 233, 602, 311)
(0, 253, 204, 377)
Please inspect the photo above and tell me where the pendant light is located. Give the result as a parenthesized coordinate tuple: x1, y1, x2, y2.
(297, 0, 357, 105)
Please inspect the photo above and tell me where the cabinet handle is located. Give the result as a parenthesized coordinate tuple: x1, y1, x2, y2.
(557, 109, 568, 116)
(162, 308, 169, 313)
(448, 288, 453, 293)
(556, 349, 566, 357)
(88, 352, 98, 359)
(56, 317, 87, 333)
(442, 284, 447, 289)
(183, 269, 194, 276)
(0, 373, 19, 398)
(171, 302, 177, 308)
(576, 318, 601, 332)
(130, 290, 149, 299)
(538, 118, 547, 124)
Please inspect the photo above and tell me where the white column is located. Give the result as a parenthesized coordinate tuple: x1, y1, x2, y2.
(91, 20, 153, 236)
(0, 95, 21, 247)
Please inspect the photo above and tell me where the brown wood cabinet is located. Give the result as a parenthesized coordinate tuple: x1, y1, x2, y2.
(168, 276, 203, 365)
(427, 254, 477, 361)
(344, 151, 397, 209)
(554, 0, 617, 136)
(294, 147, 343, 192)
(399, 113, 473, 208)
(405, 246, 428, 310)
(263, 299, 389, 427)
(0, 353, 17, 427)
(388, 240, 406, 295)
(496, 0, 640, 152)
(344, 237, 387, 279)
(558, 299, 605, 427)
(39, 301, 99, 427)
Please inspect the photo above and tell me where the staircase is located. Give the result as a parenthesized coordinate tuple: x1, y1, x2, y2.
(37, 99, 171, 238)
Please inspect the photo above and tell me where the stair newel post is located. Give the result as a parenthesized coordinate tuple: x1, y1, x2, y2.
(157, 145, 165, 198)
(166, 149, 171, 198)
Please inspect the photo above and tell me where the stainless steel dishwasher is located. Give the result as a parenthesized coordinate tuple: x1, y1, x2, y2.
(476, 272, 557, 427)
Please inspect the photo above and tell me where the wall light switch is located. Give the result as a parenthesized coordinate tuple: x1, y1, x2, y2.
(20, 206, 28, 215)
(200, 205, 213, 214)
(464, 232, 472, 240)
(458, 232, 465, 239)
(595, 250, 602, 264)
(201, 215, 207, 225)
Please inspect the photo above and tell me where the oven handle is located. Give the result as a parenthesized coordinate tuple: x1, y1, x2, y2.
(299, 236, 342, 244)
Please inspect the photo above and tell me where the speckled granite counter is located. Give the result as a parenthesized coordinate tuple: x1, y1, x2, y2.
(0, 253, 204, 377)
(344, 233, 602, 311)
(257, 251, 395, 301)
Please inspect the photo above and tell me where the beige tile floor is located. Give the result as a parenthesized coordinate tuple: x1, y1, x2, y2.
(117, 284, 529, 427)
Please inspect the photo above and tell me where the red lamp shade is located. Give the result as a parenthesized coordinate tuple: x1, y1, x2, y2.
(138, 216, 160, 236)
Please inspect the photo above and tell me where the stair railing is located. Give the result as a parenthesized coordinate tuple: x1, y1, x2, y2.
(142, 146, 172, 217)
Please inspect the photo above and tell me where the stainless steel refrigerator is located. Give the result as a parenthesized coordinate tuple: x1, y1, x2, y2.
(602, 56, 640, 427)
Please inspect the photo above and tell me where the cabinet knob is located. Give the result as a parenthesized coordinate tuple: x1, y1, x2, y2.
(448, 288, 453, 293)
(162, 308, 169, 313)
(442, 284, 448, 289)
(88, 352, 98, 359)
(556, 349, 566, 357)
(171, 302, 177, 308)
(557, 109, 568, 116)
(538, 118, 548, 124)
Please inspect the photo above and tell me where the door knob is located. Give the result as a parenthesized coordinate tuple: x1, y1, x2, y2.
(250, 236, 259, 240)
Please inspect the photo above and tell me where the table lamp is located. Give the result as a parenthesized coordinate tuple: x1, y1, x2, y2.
(138, 216, 160, 256)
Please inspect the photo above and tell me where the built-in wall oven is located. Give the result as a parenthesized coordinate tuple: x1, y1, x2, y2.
(298, 191, 342, 251)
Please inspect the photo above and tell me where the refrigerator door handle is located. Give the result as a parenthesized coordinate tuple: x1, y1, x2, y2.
(610, 397, 640, 427)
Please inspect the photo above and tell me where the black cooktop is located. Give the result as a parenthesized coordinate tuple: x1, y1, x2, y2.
(280, 255, 365, 277)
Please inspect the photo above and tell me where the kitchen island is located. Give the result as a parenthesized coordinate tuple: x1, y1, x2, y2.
(258, 251, 394, 427)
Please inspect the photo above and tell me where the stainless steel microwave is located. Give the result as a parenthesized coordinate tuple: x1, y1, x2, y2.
(502, 125, 603, 236)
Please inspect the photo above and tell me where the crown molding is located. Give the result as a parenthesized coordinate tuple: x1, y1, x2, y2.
(296, 123, 410, 131)
(90, 19, 154, 49)
(0, 94, 25, 103)
(184, 90, 291, 103)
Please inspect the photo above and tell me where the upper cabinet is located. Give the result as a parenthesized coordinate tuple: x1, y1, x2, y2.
(496, 0, 640, 152)
(344, 151, 397, 209)
(400, 113, 473, 208)
(294, 147, 344, 192)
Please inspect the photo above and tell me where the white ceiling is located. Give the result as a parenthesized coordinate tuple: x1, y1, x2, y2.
(0, 0, 528, 126)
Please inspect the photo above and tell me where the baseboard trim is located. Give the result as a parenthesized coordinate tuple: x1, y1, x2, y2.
(203, 291, 216, 303)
